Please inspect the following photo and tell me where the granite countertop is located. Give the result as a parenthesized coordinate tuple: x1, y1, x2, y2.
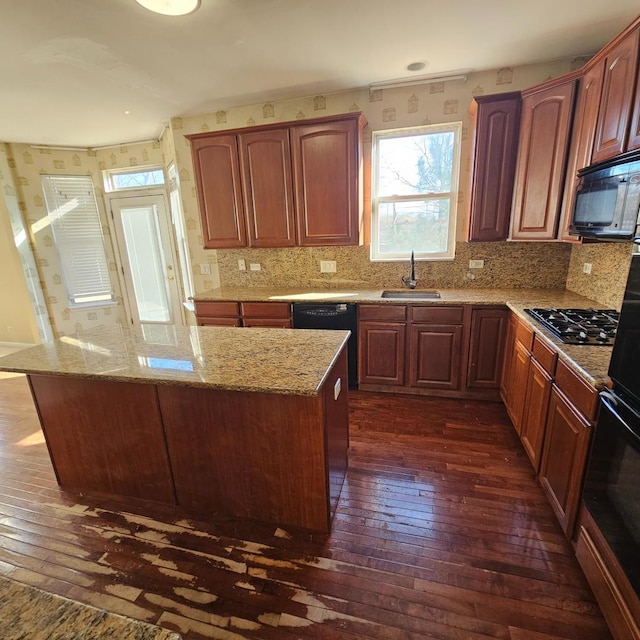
(0, 324, 350, 397)
(194, 286, 614, 388)
(0, 576, 181, 639)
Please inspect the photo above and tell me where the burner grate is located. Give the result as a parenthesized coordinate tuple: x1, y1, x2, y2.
(524, 308, 618, 345)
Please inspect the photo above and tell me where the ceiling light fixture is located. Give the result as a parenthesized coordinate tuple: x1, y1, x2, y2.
(369, 70, 472, 91)
(135, 0, 200, 16)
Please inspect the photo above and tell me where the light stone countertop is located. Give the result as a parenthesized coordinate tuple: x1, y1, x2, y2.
(194, 286, 614, 388)
(0, 324, 350, 397)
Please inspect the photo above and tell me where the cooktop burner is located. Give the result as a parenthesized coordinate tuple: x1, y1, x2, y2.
(524, 308, 619, 345)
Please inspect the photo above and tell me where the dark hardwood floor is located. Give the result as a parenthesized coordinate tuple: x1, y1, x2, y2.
(0, 372, 611, 639)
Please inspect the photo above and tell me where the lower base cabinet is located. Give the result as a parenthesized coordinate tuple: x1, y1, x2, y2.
(539, 385, 592, 536)
(520, 358, 553, 471)
(358, 304, 506, 399)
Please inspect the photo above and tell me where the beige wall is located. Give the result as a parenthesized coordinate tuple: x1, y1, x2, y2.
(171, 57, 589, 293)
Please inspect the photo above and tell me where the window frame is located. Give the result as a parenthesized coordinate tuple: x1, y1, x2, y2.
(103, 166, 166, 192)
(370, 122, 462, 262)
(41, 174, 116, 308)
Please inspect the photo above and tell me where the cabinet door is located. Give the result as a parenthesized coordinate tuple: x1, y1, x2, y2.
(467, 93, 521, 242)
(505, 339, 531, 435)
(559, 62, 605, 242)
(628, 40, 640, 151)
(539, 386, 592, 537)
(409, 324, 463, 390)
(190, 135, 247, 249)
(592, 28, 640, 163)
(238, 129, 296, 247)
(467, 307, 508, 389)
(291, 117, 362, 246)
(520, 358, 553, 472)
(510, 79, 577, 240)
(358, 321, 406, 385)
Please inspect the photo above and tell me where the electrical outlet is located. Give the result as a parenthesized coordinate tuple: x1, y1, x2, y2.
(200, 263, 211, 275)
(469, 259, 484, 269)
(238, 259, 246, 271)
(583, 262, 592, 275)
(249, 263, 261, 271)
(320, 260, 337, 273)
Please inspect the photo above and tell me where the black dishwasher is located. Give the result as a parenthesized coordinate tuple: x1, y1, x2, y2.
(292, 303, 358, 388)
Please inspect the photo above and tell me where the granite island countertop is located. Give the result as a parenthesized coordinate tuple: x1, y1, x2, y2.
(0, 324, 350, 397)
(194, 286, 615, 389)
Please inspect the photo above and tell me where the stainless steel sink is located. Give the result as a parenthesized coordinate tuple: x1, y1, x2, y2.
(381, 290, 441, 299)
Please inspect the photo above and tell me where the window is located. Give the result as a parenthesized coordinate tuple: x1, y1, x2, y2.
(371, 123, 461, 261)
(168, 163, 194, 302)
(104, 167, 165, 192)
(41, 175, 115, 306)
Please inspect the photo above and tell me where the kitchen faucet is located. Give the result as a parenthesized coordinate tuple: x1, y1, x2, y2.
(401, 251, 418, 289)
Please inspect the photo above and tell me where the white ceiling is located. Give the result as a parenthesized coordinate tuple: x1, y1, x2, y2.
(1, 0, 638, 148)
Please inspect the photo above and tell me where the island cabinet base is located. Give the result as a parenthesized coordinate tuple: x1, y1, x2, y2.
(25, 349, 349, 533)
(28, 375, 177, 505)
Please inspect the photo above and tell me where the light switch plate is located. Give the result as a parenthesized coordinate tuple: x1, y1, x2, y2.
(200, 263, 211, 275)
(249, 263, 261, 271)
(583, 263, 592, 274)
(469, 259, 484, 269)
(238, 259, 246, 271)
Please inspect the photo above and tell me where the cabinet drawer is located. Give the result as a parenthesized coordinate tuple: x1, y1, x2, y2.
(240, 302, 291, 319)
(555, 359, 599, 421)
(359, 305, 407, 322)
(410, 306, 464, 324)
(514, 316, 534, 350)
(194, 301, 239, 318)
(532, 335, 557, 376)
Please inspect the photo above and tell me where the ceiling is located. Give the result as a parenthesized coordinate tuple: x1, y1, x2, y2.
(1, 0, 638, 148)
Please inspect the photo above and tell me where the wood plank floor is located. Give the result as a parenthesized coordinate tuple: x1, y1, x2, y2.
(0, 372, 611, 640)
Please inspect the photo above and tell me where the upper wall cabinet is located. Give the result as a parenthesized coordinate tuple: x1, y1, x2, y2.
(291, 119, 363, 246)
(187, 113, 366, 250)
(510, 76, 578, 241)
(467, 92, 521, 242)
(592, 26, 640, 163)
(189, 135, 248, 249)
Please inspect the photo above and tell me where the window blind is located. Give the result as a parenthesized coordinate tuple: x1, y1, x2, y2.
(41, 175, 114, 306)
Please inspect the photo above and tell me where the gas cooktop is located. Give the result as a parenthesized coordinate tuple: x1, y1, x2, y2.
(524, 308, 619, 346)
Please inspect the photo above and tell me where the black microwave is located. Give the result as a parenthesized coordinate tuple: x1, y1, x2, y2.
(570, 151, 640, 240)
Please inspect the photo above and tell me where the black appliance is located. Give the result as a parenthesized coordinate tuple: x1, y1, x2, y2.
(582, 253, 640, 597)
(524, 307, 619, 345)
(292, 303, 358, 389)
(569, 150, 640, 241)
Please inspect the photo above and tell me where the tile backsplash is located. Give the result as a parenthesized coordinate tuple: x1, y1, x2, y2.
(216, 241, 572, 290)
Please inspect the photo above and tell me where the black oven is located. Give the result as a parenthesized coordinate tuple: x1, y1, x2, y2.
(582, 253, 640, 596)
(583, 390, 640, 596)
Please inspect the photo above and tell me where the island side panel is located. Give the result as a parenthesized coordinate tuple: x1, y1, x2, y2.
(324, 348, 349, 523)
(157, 386, 330, 531)
(27, 375, 177, 505)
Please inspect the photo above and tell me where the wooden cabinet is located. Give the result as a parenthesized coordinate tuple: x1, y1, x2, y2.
(592, 27, 640, 163)
(238, 128, 296, 248)
(520, 358, 553, 471)
(190, 135, 247, 249)
(505, 339, 532, 435)
(194, 301, 240, 327)
(188, 113, 366, 249)
(467, 92, 521, 242)
(194, 301, 291, 328)
(510, 76, 578, 240)
(358, 305, 406, 385)
(559, 62, 605, 242)
(240, 302, 292, 328)
(539, 384, 593, 537)
(409, 323, 463, 390)
(290, 117, 363, 246)
(467, 307, 508, 389)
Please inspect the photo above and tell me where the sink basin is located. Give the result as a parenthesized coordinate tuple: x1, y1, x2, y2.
(381, 290, 441, 299)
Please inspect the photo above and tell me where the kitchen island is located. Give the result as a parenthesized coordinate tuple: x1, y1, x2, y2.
(0, 324, 350, 532)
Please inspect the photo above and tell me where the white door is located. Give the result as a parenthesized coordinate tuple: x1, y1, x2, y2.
(109, 194, 184, 325)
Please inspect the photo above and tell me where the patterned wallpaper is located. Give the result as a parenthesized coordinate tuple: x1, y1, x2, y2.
(5, 141, 165, 337)
(170, 57, 590, 294)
